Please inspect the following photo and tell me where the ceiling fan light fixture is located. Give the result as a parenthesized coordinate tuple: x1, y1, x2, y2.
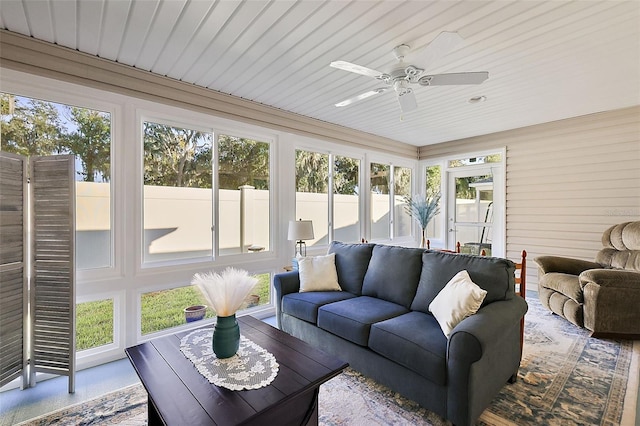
(468, 95, 487, 104)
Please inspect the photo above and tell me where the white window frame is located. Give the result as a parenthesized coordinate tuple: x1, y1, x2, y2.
(213, 127, 276, 260)
(138, 113, 216, 269)
(365, 154, 417, 245)
(0, 69, 123, 283)
(294, 142, 366, 252)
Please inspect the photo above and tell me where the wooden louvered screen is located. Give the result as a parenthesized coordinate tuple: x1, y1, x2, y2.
(29, 155, 75, 393)
(0, 152, 28, 389)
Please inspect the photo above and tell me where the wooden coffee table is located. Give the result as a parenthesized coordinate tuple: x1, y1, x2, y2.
(125, 316, 348, 426)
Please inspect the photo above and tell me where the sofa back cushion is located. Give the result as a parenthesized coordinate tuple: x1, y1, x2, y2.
(410, 251, 515, 314)
(596, 221, 640, 271)
(361, 245, 424, 308)
(327, 241, 375, 294)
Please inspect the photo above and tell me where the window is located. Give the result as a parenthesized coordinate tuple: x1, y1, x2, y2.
(295, 150, 329, 247)
(448, 154, 502, 168)
(333, 155, 360, 243)
(140, 272, 271, 335)
(218, 134, 270, 255)
(370, 162, 413, 241)
(143, 124, 272, 262)
(393, 166, 412, 238)
(370, 163, 390, 240)
(142, 121, 213, 263)
(295, 150, 362, 247)
(0, 93, 112, 270)
(76, 299, 114, 351)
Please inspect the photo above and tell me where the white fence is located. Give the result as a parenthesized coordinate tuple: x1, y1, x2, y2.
(76, 183, 415, 268)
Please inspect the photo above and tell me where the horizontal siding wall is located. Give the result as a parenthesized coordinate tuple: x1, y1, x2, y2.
(419, 106, 640, 289)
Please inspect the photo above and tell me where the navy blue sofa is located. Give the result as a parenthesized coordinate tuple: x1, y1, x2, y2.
(274, 242, 528, 426)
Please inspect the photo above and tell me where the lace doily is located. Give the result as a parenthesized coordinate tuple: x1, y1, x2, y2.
(179, 328, 279, 391)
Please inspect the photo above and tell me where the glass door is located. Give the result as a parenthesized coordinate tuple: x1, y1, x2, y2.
(447, 166, 503, 256)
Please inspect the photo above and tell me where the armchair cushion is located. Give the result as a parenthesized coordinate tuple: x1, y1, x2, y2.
(595, 249, 640, 270)
(539, 272, 583, 303)
(534, 255, 601, 276)
(579, 269, 640, 290)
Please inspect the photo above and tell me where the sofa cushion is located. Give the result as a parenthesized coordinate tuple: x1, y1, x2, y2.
(539, 272, 583, 303)
(328, 241, 375, 294)
(298, 253, 341, 292)
(317, 296, 408, 346)
(429, 270, 487, 338)
(282, 291, 356, 324)
(411, 251, 515, 313)
(369, 311, 448, 385)
(361, 245, 424, 308)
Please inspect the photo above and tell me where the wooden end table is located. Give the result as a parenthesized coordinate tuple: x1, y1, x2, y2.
(126, 316, 347, 426)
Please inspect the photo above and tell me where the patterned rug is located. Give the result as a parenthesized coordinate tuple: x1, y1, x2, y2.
(17, 296, 639, 426)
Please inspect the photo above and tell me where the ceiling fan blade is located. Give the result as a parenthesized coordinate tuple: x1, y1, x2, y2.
(335, 88, 389, 107)
(421, 31, 464, 66)
(397, 89, 417, 113)
(419, 72, 489, 86)
(330, 61, 384, 78)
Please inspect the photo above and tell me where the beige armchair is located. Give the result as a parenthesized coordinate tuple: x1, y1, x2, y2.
(535, 221, 640, 338)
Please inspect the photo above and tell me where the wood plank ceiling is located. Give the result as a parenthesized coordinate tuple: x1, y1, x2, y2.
(0, 0, 638, 147)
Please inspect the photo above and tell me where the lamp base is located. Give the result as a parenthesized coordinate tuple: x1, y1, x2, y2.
(295, 240, 307, 257)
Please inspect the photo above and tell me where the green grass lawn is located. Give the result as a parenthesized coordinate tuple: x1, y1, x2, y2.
(76, 273, 271, 351)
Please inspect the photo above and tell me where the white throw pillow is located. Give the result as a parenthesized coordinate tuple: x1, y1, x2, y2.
(429, 270, 487, 338)
(298, 253, 342, 292)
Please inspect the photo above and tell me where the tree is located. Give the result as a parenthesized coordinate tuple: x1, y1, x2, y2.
(333, 156, 359, 195)
(394, 166, 411, 196)
(218, 135, 269, 190)
(143, 122, 212, 188)
(0, 95, 63, 156)
(295, 150, 328, 193)
(64, 107, 111, 182)
(370, 163, 389, 194)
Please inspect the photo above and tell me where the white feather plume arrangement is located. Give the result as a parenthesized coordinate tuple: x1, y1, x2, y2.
(191, 267, 258, 317)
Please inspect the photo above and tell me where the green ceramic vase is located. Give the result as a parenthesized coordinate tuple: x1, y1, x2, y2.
(212, 314, 240, 359)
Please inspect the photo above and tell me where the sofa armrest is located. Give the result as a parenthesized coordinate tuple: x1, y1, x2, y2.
(446, 297, 528, 426)
(534, 255, 601, 276)
(273, 271, 301, 329)
(579, 269, 640, 290)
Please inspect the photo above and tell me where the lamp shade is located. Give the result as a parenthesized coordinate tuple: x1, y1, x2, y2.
(288, 220, 314, 241)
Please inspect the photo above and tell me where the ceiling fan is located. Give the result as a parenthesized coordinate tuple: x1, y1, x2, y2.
(330, 32, 489, 113)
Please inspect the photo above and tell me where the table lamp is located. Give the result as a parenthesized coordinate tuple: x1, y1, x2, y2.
(288, 219, 314, 259)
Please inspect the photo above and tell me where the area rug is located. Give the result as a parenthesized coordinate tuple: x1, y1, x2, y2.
(17, 296, 639, 426)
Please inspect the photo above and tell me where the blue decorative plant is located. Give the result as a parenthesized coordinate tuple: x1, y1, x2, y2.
(403, 192, 441, 248)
